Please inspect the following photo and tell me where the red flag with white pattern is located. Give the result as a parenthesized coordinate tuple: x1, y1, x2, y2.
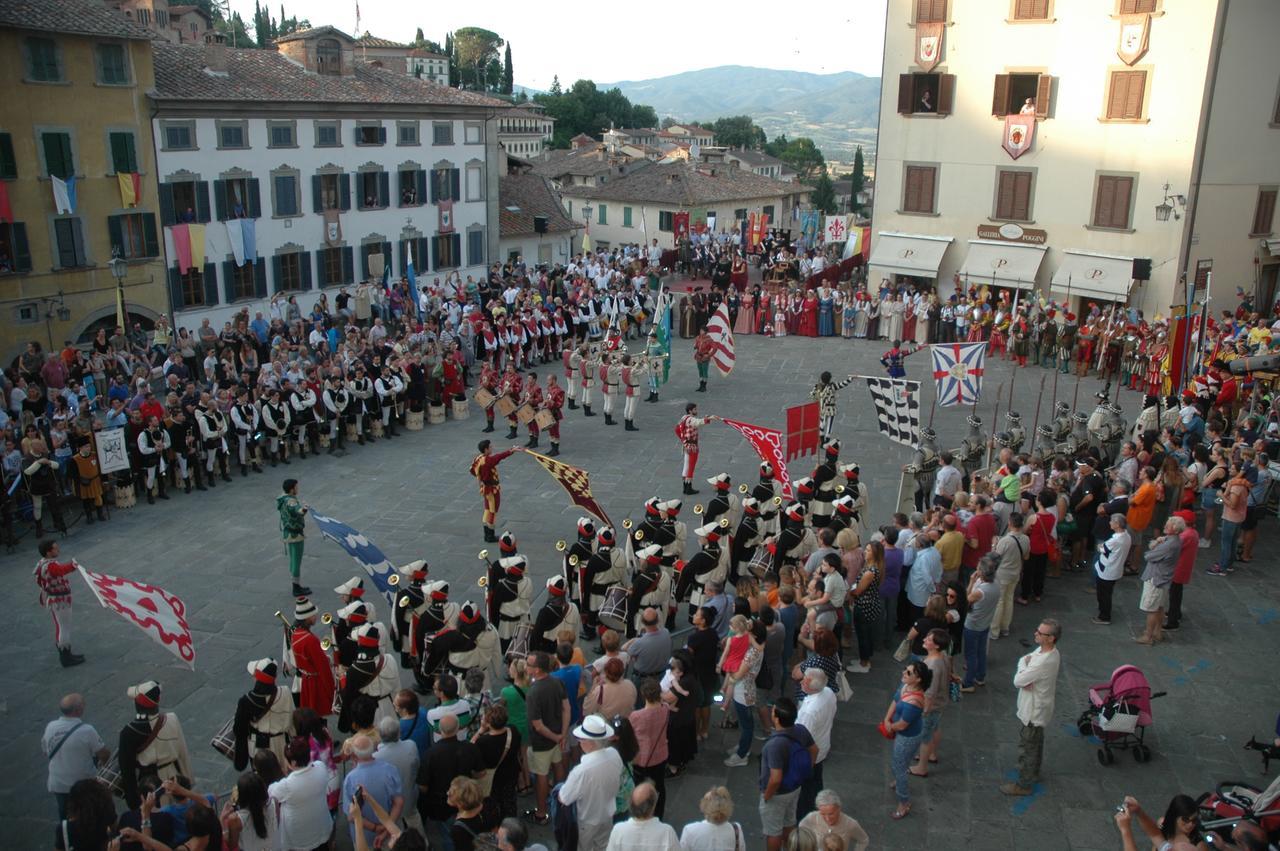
(76, 564, 196, 669)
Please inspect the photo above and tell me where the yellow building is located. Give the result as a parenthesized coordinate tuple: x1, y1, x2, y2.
(0, 0, 167, 364)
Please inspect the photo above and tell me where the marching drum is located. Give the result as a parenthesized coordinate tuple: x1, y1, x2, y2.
(346, 422, 359, 440)
(451, 399, 469, 420)
(495, 396, 517, 417)
(515, 404, 536, 425)
(112, 482, 137, 509)
(210, 718, 236, 761)
(371, 419, 385, 438)
(534, 409, 555, 430)
(504, 622, 533, 663)
(405, 410, 425, 430)
(427, 403, 446, 424)
(96, 751, 125, 797)
(598, 586, 630, 632)
(474, 388, 496, 409)
(746, 547, 773, 580)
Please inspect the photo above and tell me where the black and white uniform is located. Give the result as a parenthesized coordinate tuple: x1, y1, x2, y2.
(375, 372, 405, 428)
(230, 402, 260, 467)
(137, 427, 171, 492)
(349, 375, 376, 436)
(195, 404, 228, 474)
(323, 383, 350, 442)
(289, 386, 318, 449)
(261, 399, 292, 455)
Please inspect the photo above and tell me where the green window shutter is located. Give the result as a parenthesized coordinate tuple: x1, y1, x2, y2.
(157, 183, 176, 226)
(301, 251, 313, 289)
(271, 255, 282, 293)
(43, 133, 70, 179)
(342, 246, 354, 285)
(623, 207, 632, 227)
(398, 240, 408, 277)
(255, 257, 267, 296)
(222, 261, 235, 303)
(360, 245, 370, 280)
(213, 180, 227, 221)
(312, 174, 323, 213)
(0, 133, 16, 178)
(11, 224, 31, 272)
(450, 169, 460, 202)
(142, 213, 158, 257)
(378, 171, 389, 207)
(451, 234, 461, 266)
(316, 249, 329, 288)
(168, 266, 183, 308)
(247, 178, 261, 218)
(339, 174, 351, 211)
(203, 262, 218, 306)
(109, 132, 129, 173)
(599, 204, 607, 225)
(106, 215, 123, 257)
(195, 181, 210, 223)
(415, 170, 427, 204)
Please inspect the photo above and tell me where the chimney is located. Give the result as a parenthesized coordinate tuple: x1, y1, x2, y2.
(205, 31, 228, 73)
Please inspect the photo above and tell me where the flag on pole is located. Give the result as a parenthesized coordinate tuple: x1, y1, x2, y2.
(381, 255, 392, 299)
(524, 451, 613, 528)
(75, 563, 196, 668)
(720, 418, 794, 499)
(657, 291, 673, 383)
(785, 402, 821, 461)
(310, 511, 399, 610)
(929, 342, 988, 407)
(865, 378, 922, 448)
(704, 302, 736, 375)
(115, 281, 126, 331)
(406, 244, 419, 322)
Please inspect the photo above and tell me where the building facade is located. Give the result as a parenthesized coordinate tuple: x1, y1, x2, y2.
(498, 172, 582, 266)
(1, 0, 168, 363)
(497, 107, 554, 159)
(149, 29, 505, 330)
(869, 0, 1280, 314)
(408, 49, 449, 86)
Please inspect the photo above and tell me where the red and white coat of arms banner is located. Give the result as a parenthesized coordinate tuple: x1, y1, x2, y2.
(1002, 114, 1035, 161)
(916, 22, 943, 72)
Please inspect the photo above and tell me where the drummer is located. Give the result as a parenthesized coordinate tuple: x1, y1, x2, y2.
(500, 362, 524, 440)
(521, 372, 544, 450)
(478, 361, 501, 434)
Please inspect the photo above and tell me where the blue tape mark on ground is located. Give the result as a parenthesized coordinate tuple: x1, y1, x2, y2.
(1160, 656, 1183, 671)
(1250, 606, 1278, 625)
(1004, 770, 1046, 815)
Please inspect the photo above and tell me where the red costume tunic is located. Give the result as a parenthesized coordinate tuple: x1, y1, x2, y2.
(292, 625, 336, 717)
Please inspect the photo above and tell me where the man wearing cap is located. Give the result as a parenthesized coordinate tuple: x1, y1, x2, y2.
(533, 575, 581, 654)
(676, 523, 726, 617)
(581, 526, 626, 638)
(118, 681, 193, 810)
(557, 714, 623, 851)
(233, 658, 296, 771)
(676, 403, 721, 496)
(393, 562, 430, 666)
(278, 479, 310, 596)
(470, 440, 525, 543)
(810, 440, 841, 528)
(291, 597, 335, 717)
(494, 556, 532, 654)
(34, 540, 85, 668)
(565, 517, 596, 616)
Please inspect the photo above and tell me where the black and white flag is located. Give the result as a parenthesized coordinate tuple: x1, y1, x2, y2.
(865, 378, 922, 448)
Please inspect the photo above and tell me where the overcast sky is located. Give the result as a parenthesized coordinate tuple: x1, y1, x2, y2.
(230, 0, 887, 88)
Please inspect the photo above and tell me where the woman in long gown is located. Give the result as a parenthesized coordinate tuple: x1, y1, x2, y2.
(757, 289, 772, 335)
(801, 290, 820, 337)
(852, 288, 869, 338)
(865, 289, 880, 340)
(840, 288, 855, 338)
(818, 287, 836, 337)
(902, 292, 917, 342)
(679, 294, 696, 338)
(879, 292, 895, 340)
(787, 290, 803, 336)
(734, 288, 755, 335)
(726, 289, 742, 331)
(773, 293, 788, 338)
(917, 293, 935, 347)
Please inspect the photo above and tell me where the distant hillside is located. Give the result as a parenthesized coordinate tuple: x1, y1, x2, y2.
(599, 65, 881, 161)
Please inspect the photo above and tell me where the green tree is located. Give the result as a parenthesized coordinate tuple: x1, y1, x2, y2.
(252, 0, 270, 47)
(502, 43, 513, 95)
(444, 33, 458, 87)
(850, 145, 866, 213)
(660, 115, 678, 129)
(765, 135, 826, 182)
(533, 79, 659, 148)
(810, 173, 837, 214)
(632, 104, 658, 129)
(700, 115, 766, 149)
(454, 26, 503, 90)
(549, 74, 562, 95)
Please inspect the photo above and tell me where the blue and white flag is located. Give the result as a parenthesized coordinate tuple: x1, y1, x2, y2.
(929, 342, 988, 407)
(310, 511, 398, 609)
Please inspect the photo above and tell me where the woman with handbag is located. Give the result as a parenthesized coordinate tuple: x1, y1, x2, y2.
(723, 621, 765, 768)
(846, 541, 883, 675)
(473, 704, 521, 820)
(881, 660, 932, 820)
(630, 680, 672, 819)
(1020, 490, 1058, 604)
(912, 629, 955, 777)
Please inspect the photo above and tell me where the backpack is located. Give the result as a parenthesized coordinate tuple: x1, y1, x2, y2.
(777, 730, 813, 792)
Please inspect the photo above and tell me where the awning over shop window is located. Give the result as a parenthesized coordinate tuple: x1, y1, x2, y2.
(868, 232, 952, 279)
(1050, 249, 1134, 303)
(958, 239, 1047, 291)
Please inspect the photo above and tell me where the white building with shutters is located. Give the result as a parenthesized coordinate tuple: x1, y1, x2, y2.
(148, 27, 506, 330)
(869, 0, 1280, 315)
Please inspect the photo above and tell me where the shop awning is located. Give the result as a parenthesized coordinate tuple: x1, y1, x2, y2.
(868, 232, 953, 279)
(1050, 249, 1134, 303)
(1264, 238, 1280, 255)
(958, 240, 1047, 290)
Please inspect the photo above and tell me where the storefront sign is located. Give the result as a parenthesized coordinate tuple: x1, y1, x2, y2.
(976, 223, 1047, 245)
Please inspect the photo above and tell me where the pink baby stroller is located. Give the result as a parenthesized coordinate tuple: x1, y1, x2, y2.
(1076, 664, 1166, 765)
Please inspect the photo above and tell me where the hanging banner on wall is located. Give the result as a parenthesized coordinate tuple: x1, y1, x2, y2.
(1002, 114, 1036, 160)
(1117, 14, 1151, 65)
(916, 22, 944, 72)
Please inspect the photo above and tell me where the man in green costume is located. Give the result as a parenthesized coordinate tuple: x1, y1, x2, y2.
(277, 478, 310, 595)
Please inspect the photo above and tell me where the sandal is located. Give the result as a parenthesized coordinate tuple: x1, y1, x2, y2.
(891, 805, 912, 820)
(667, 763, 686, 777)
(908, 768, 929, 778)
(523, 809, 549, 826)
(719, 718, 739, 730)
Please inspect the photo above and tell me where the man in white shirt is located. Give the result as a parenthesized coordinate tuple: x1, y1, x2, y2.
(933, 452, 962, 509)
(795, 669, 837, 818)
(1001, 618, 1062, 796)
(604, 781, 679, 851)
(375, 716, 423, 832)
(42, 693, 109, 819)
(558, 714, 623, 851)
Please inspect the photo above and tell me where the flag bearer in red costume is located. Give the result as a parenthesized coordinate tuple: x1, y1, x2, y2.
(471, 440, 525, 542)
(33, 539, 84, 667)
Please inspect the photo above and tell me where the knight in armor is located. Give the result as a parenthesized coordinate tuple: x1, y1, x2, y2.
(117, 681, 193, 810)
(1065, 411, 1091, 457)
(997, 411, 1026, 457)
(532, 575, 580, 653)
(1058, 312, 1077, 374)
(1034, 424, 1057, 460)
(1086, 392, 1111, 458)
(232, 658, 296, 771)
(810, 439, 841, 527)
(904, 427, 940, 513)
(1102, 402, 1127, 462)
(953, 416, 986, 490)
(1049, 401, 1072, 444)
(494, 555, 532, 654)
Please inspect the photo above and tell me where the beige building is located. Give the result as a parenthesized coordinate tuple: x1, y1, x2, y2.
(559, 161, 808, 250)
(497, 106, 554, 159)
(869, 0, 1280, 314)
(408, 49, 449, 86)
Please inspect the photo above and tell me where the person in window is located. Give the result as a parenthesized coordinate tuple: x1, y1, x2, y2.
(919, 89, 934, 113)
(402, 186, 417, 206)
(1019, 98, 1037, 115)
(179, 207, 196, 224)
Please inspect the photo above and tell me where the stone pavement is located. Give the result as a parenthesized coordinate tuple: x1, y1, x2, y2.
(2, 333, 1277, 850)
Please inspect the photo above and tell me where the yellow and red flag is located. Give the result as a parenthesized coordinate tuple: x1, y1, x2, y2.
(525, 451, 612, 528)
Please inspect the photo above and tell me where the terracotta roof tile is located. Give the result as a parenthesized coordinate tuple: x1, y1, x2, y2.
(273, 25, 353, 44)
(499, 174, 582, 238)
(151, 42, 510, 108)
(561, 162, 806, 206)
(355, 33, 407, 49)
(0, 0, 152, 39)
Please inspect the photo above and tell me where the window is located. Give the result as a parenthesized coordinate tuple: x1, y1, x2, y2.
(135, 7, 150, 24)
(896, 73, 956, 116)
(230, 261, 257, 300)
(1118, 0, 1156, 12)
(432, 233, 461, 269)
(268, 122, 296, 148)
(214, 176, 260, 220)
(902, 164, 939, 214)
(464, 122, 483, 144)
(431, 167, 460, 203)
(465, 165, 483, 201)
(162, 121, 195, 151)
(179, 266, 207, 307)
(96, 44, 129, 84)
(361, 240, 391, 278)
(272, 172, 300, 217)
(108, 131, 137, 174)
(357, 170, 389, 209)
(1194, 259, 1212, 293)
(53, 217, 88, 268)
(316, 246, 353, 287)
(160, 179, 210, 225)
(659, 211, 673, 232)
(1104, 69, 1148, 121)
(356, 124, 385, 146)
(0, 134, 16, 179)
(276, 251, 304, 290)
(0, 223, 33, 274)
(397, 122, 419, 146)
(1252, 188, 1277, 237)
(40, 131, 74, 179)
(1012, 0, 1051, 19)
(623, 207, 633, 228)
(316, 38, 342, 75)
(467, 229, 485, 266)
(734, 208, 747, 221)
(313, 172, 349, 212)
(25, 37, 61, 82)
(218, 121, 247, 150)
(994, 169, 1034, 221)
(108, 213, 159, 259)
(315, 121, 340, 147)
(433, 122, 454, 145)
(1092, 174, 1135, 230)
(763, 205, 776, 222)
(916, 0, 947, 23)
(399, 169, 425, 206)
(598, 204, 608, 225)
(992, 73, 1053, 118)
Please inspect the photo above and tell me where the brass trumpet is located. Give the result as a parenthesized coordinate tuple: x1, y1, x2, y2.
(719, 517, 731, 529)
(622, 519, 634, 529)
(478, 549, 489, 560)
(477, 576, 489, 588)
(321, 637, 333, 651)
(321, 613, 334, 625)
(555, 540, 568, 551)
(398, 595, 412, 608)
(739, 483, 750, 494)
(633, 528, 645, 542)
(274, 610, 291, 630)
(834, 484, 845, 494)
(693, 504, 705, 515)
(772, 496, 783, 506)
(568, 554, 580, 567)
(387, 573, 401, 586)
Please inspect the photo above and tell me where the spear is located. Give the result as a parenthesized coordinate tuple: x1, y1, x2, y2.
(1030, 373, 1047, 441)
(984, 381, 1003, 471)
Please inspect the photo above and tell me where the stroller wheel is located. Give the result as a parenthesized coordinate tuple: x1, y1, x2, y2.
(1134, 745, 1151, 763)
(1077, 716, 1094, 736)
(1097, 748, 1115, 766)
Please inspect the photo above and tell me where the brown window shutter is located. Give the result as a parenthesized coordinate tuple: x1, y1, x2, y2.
(1013, 171, 1033, 220)
(996, 171, 1017, 219)
(917, 0, 947, 23)
(1034, 75, 1053, 118)
(1015, 0, 1050, 19)
(992, 74, 1011, 116)
(1094, 176, 1116, 227)
(898, 74, 915, 115)
(1106, 73, 1127, 119)
(904, 167, 923, 212)
(1120, 0, 1156, 13)
(1253, 189, 1278, 235)
(936, 74, 956, 115)
(920, 167, 937, 213)
(1123, 71, 1146, 119)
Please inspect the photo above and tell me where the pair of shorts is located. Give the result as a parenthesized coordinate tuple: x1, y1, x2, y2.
(698, 674, 718, 708)
(1241, 506, 1261, 531)
(1139, 579, 1169, 613)
(758, 787, 801, 836)
(528, 744, 562, 776)
(921, 710, 942, 738)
